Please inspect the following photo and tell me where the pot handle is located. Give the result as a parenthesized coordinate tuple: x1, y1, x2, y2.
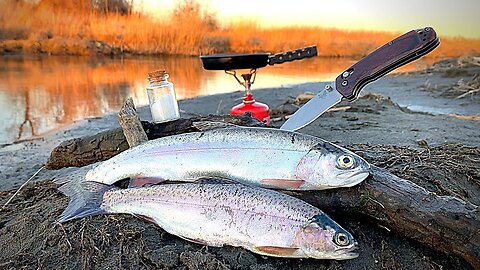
(268, 45, 317, 65)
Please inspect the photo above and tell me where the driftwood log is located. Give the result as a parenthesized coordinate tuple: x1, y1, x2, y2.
(289, 168, 480, 269)
(46, 101, 480, 268)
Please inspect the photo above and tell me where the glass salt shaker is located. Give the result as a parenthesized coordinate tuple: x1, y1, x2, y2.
(146, 70, 180, 123)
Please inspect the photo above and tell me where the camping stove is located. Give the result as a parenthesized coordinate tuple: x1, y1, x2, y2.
(225, 69, 270, 124)
(200, 45, 317, 124)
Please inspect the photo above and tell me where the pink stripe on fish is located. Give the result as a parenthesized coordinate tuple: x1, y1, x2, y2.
(260, 179, 306, 189)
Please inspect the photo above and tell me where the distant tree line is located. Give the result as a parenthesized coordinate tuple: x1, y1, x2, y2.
(34, 0, 135, 15)
(92, 0, 134, 15)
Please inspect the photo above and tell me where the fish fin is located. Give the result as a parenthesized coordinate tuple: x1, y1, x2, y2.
(260, 179, 305, 189)
(194, 177, 238, 185)
(253, 246, 300, 257)
(51, 163, 97, 185)
(133, 214, 157, 224)
(129, 177, 166, 187)
(56, 180, 116, 223)
(192, 121, 237, 131)
(177, 235, 208, 245)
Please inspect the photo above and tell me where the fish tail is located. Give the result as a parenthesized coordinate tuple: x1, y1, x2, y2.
(51, 163, 97, 186)
(56, 178, 116, 223)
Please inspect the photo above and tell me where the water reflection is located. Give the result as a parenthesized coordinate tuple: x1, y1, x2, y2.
(0, 55, 433, 144)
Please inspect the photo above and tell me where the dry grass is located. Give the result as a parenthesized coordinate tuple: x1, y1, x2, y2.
(0, 0, 479, 57)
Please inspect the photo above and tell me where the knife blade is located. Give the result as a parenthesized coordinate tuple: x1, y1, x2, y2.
(280, 26, 440, 131)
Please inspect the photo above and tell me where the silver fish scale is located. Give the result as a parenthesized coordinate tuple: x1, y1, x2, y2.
(102, 183, 320, 248)
(87, 127, 342, 188)
(128, 127, 318, 153)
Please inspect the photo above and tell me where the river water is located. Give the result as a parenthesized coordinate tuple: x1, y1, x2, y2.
(0, 55, 431, 144)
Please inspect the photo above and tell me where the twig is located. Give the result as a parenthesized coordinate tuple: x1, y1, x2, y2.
(326, 106, 351, 112)
(1, 165, 45, 210)
(447, 114, 480, 121)
(456, 88, 480, 99)
(215, 99, 223, 114)
(370, 197, 386, 209)
(0, 137, 44, 148)
(118, 98, 148, 147)
(57, 223, 73, 252)
(377, 224, 391, 232)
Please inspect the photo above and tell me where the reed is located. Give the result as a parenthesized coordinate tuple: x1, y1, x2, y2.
(0, 0, 479, 57)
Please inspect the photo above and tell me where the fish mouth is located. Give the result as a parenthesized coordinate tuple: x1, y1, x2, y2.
(337, 251, 359, 260)
(314, 170, 369, 190)
(336, 170, 370, 186)
(334, 245, 359, 260)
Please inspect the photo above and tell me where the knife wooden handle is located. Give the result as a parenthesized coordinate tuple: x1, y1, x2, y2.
(335, 27, 439, 100)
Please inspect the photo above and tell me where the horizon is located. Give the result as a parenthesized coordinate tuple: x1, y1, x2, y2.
(140, 0, 480, 39)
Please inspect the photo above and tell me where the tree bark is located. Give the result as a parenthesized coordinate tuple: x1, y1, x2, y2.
(287, 166, 480, 269)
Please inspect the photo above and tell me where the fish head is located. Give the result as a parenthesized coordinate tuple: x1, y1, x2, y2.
(296, 142, 370, 189)
(294, 212, 358, 260)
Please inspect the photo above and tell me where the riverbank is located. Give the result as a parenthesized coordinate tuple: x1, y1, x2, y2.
(2, 31, 479, 58)
(0, 54, 374, 145)
(0, 58, 479, 269)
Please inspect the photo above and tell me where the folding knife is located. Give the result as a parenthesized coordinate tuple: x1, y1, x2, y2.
(280, 27, 439, 131)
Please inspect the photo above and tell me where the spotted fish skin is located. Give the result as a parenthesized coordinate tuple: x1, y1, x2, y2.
(56, 181, 358, 260)
(104, 183, 317, 248)
(85, 127, 370, 190)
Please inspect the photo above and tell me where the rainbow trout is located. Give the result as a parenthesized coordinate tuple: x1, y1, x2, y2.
(57, 180, 358, 260)
(85, 126, 369, 190)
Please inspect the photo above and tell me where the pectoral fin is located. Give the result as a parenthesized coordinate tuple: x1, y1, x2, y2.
(177, 235, 223, 247)
(260, 179, 305, 189)
(253, 246, 301, 257)
(129, 177, 166, 187)
(134, 214, 156, 224)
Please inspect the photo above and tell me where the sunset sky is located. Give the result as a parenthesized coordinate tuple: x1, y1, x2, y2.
(141, 0, 480, 39)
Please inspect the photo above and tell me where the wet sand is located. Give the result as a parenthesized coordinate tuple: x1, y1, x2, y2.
(0, 58, 479, 269)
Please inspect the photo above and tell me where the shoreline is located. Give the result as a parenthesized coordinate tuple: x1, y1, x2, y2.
(0, 53, 441, 146)
(0, 54, 474, 146)
(2, 40, 479, 58)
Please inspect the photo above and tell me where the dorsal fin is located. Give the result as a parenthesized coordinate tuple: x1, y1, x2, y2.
(192, 121, 238, 131)
(194, 177, 239, 185)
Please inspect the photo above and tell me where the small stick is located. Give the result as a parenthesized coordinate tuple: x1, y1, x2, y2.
(327, 106, 351, 112)
(456, 88, 480, 99)
(1, 165, 45, 210)
(216, 99, 223, 114)
(377, 224, 391, 232)
(118, 98, 148, 147)
(447, 113, 480, 121)
(57, 223, 73, 252)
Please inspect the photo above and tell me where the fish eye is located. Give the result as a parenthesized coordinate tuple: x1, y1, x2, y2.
(337, 154, 354, 169)
(334, 232, 350, 246)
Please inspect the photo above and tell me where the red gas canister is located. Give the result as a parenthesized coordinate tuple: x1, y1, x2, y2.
(230, 92, 270, 125)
